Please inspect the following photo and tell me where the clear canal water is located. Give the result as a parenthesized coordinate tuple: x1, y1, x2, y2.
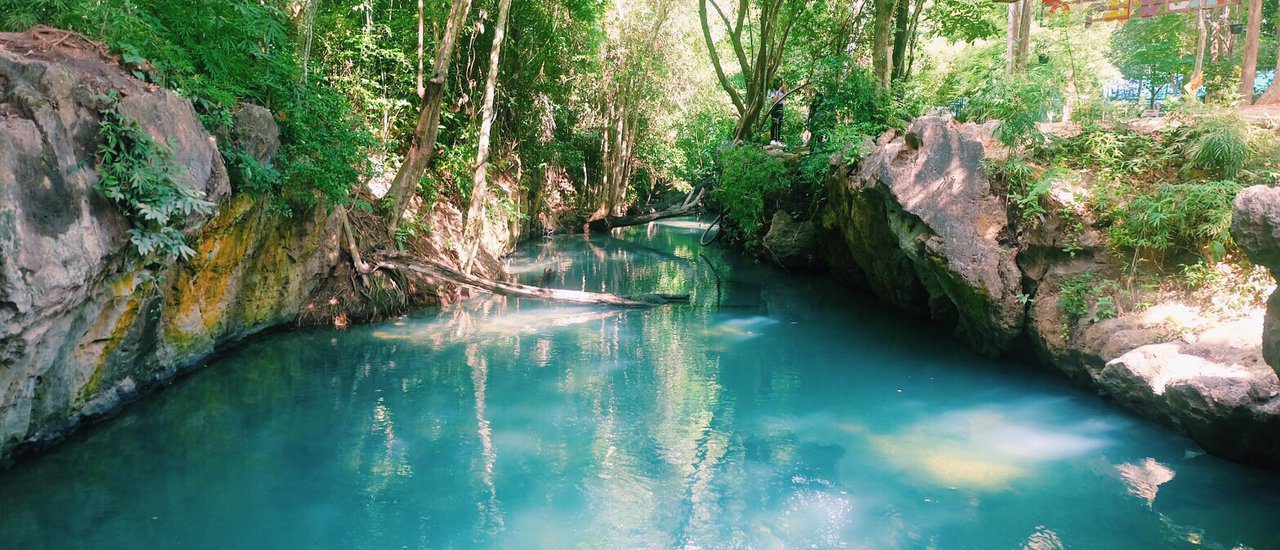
(2, 218, 1280, 549)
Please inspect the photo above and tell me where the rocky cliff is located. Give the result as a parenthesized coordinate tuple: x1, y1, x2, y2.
(0, 31, 344, 464)
(821, 116, 1280, 468)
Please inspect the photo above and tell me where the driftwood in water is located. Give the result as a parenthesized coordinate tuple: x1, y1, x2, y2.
(374, 258, 688, 307)
(586, 202, 698, 233)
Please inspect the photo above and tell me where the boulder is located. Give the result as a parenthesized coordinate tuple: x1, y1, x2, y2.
(822, 116, 1023, 355)
(762, 211, 822, 271)
(230, 104, 280, 165)
(1231, 185, 1280, 373)
(0, 29, 339, 465)
(822, 117, 1280, 468)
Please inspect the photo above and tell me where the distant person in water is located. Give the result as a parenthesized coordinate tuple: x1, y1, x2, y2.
(769, 83, 786, 145)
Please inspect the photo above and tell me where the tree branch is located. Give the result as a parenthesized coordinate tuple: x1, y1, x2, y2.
(699, 0, 747, 115)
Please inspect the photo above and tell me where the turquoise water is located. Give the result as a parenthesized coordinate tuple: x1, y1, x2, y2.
(2, 218, 1279, 549)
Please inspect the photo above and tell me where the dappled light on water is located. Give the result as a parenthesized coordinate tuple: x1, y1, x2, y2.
(0, 218, 1278, 548)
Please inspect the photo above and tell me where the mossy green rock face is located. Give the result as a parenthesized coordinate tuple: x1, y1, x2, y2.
(822, 116, 1024, 356)
(0, 31, 338, 464)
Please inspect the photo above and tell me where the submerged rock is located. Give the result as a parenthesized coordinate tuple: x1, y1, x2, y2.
(1116, 458, 1175, 506)
(0, 30, 339, 465)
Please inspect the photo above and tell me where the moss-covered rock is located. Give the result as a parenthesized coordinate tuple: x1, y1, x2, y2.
(0, 30, 339, 465)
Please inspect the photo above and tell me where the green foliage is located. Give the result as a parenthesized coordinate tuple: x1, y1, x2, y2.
(1044, 108, 1277, 272)
(982, 156, 1051, 224)
(275, 87, 373, 214)
(94, 105, 213, 263)
(1102, 178, 1244, 258)
(1108, 14, 1189, 107)
(1181, 111, 1252, 178)
(394, 214, 432, 251)
(713, 145, 793, 249)
(809, 65, 904, 146)
(5, 0, 372, 212)
(924, 42, 1058, 149)
(224, 149, 283, 198)
(1058, 272, 1119, 329)
(926, 0, 1004, 43)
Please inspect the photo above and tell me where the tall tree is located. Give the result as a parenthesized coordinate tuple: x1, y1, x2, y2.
(872, 0, 894, 87)
(1241, 0, 1263, 101)
(1110, 14, 1187, 108)
(384, 0, 474, 238)
(890, 0, 910, 81)
(1192, 8, 1207, 87)
(461, 0, 514, 273)
(699, 0, 803, 141)
(1258, 0, 1280, 104)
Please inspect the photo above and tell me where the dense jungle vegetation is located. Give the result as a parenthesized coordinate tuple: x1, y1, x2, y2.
(2, 0, 1279, 300)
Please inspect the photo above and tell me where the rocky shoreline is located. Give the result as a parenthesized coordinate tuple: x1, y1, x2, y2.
(3, 31, 1279, 471)
(813, 115, 1280, 468)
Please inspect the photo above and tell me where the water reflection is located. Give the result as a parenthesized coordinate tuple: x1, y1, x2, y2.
(0, 218, 1278, 549)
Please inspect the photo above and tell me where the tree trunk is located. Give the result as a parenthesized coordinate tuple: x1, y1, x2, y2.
(461, 0, 513, 274)
(890, 0, 910, 81)
(699, 0, 747, 119)
(1006, 1, 1020, 73)
(417, 0, 425, 99)
(1241, 0, 1262, 102)
(1015, 0, 1033, 71)
(872, 0, 894, 87)
(904, 0, 925, 79)
(383, 0, 474, 238)
(1192, 8, 1207, 88)
(374, 259, 686, 307)
(586, 202, 698, 233)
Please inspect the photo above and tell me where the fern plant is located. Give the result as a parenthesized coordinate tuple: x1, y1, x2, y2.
(1182, 112, 1252, 178)
(95, 106, 214, 263)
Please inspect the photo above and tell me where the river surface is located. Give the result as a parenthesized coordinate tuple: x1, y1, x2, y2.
(2, 218, 1279, 549)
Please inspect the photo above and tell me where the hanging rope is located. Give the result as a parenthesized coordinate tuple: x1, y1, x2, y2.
(700, 210, 723, 247)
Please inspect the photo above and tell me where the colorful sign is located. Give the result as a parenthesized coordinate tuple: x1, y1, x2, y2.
(1040, 0, 1241, 25)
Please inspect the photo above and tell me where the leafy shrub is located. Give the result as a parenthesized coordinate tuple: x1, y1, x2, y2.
(5, 0, 372, 213)
(982, 156, 1051, 225)
(1046, 114, 1273, 270)
(275, 86, 373, 214)
(1102, 178, 1243, 257)
(1181, 111, 1252, 178)
(224, 148, 283, 197)
(1058, 272, 1119, 329)
(95, 106, 213, 263)
(713, 145, 792, 249)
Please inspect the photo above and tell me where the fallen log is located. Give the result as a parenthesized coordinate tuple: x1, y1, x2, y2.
(586, 202, 698, 233)
(374, 258, 687, 307)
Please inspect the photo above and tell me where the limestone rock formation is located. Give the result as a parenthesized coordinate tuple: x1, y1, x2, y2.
(824, 116, 1280, 468)
(762, 211, 822, 271)
(1232, 185, 1280, 373)
(230, 104, 280, 165)
(0, 30, 339, 464)
(821, 116, 1024, 356)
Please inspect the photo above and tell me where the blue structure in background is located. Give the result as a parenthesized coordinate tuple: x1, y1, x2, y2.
(1105, 69, 1277, 110)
